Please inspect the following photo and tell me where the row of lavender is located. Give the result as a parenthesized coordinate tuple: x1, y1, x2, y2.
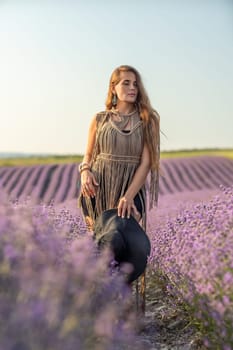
(148, 186, 233, 349)
(0, 156, 233, 204)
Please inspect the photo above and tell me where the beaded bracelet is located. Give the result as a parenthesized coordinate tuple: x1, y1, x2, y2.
(79, 166, 91, 174)
(78, 162, 90, 173)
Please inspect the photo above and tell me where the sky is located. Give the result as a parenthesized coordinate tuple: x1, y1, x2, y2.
(0, 0, 232, 155)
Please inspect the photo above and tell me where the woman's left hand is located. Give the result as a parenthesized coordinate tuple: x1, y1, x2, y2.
(117, 196, 139, 219)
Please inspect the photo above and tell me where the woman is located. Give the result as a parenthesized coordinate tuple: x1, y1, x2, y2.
(78, 65, 160, 232)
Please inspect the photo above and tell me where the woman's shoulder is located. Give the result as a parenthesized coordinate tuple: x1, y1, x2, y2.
(95, 110, 111, 124)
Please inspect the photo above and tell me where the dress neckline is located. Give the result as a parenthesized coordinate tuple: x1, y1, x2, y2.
(109, 108, 139, 131)
(110, 108, 137, 117)
(109, 119, 142, 135)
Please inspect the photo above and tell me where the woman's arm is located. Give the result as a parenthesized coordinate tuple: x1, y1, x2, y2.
(82, 116, 97, 165)
(118, 142, 151, 218)
(80, 115, 99, 198)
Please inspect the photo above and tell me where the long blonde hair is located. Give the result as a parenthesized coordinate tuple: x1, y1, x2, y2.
(105, 65, 160, 174)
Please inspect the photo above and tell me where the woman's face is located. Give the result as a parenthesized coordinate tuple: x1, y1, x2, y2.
(113, 71, 138, 104)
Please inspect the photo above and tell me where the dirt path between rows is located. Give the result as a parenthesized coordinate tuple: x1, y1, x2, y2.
(135, 270, 206, 350)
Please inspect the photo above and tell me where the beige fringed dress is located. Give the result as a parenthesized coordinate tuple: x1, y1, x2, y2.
(78, 109, 159, 230)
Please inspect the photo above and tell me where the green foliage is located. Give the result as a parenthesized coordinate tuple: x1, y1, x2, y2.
(0, 155, 83, 167)
(0, 149, 232, 167)
(160, 148, 233, 159)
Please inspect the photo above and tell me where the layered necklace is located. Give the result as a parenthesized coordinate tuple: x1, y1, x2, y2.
(110, 108, 138, 130)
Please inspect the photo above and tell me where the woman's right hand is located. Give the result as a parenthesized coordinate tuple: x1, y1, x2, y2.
(81, 170, 99, 198)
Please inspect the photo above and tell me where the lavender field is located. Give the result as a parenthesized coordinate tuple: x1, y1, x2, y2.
(0, 155, 233, 349)
(1, 156, 233, 206)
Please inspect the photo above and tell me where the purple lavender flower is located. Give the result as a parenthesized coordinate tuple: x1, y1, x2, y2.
(0, 189, 143, 350)
(148, 186, 233, 348)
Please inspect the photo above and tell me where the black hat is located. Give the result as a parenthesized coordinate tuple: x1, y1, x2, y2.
(94, 209, 151, 283)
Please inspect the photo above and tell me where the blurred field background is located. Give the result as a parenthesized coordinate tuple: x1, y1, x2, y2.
(0, 148, 232, 166)
(1, 148, 232, 210)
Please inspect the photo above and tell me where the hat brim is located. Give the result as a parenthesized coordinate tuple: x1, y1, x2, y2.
(94, 209, 151, 283)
